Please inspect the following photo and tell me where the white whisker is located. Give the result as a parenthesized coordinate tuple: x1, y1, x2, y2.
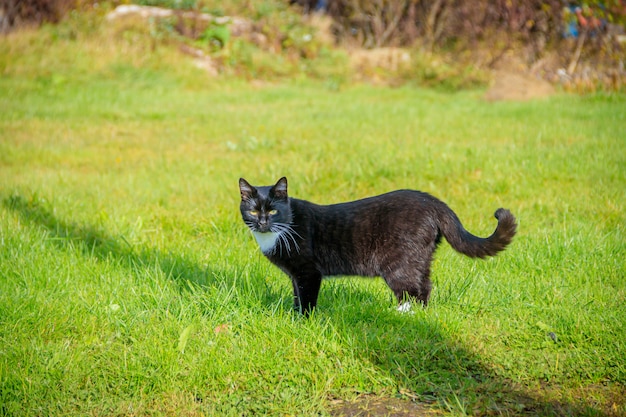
(278, 233, 290, 256)
(273, 223, 301, 254)
(268, 222, 301, 255)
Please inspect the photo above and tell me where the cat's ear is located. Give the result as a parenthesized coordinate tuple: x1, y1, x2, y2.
(239, 178, 257, 200)
(272, 177, 288, 199)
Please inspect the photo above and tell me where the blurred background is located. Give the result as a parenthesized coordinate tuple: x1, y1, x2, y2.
(2, 0, 625, 95)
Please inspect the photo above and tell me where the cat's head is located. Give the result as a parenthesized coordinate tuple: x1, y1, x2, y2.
(239, 177, 292, 233)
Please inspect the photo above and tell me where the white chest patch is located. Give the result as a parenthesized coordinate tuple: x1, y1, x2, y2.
(252, 231, 280, 254)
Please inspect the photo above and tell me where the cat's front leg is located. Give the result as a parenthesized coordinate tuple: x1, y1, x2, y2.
(290, 270, 322, 316)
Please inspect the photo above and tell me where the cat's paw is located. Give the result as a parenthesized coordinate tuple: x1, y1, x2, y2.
(397, 301, 415, 314)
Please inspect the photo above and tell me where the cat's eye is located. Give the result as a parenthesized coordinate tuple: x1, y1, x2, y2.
(249, 210, 258, 216)
(269, 209, 278, 215)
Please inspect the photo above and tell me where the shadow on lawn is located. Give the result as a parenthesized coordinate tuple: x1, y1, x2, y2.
(3, 194, 217, 289)
(322, 288, 616, 416)
(5, 194, 618, 416)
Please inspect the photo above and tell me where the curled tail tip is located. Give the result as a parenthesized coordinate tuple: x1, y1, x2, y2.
(494, 207, 517, 240)
(495, 207, 513, 220)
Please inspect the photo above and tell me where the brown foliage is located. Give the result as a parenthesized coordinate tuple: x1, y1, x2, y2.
(318, 0, 565, 49)
(1, 0, 78, 32)
(293, 0, 625, 90)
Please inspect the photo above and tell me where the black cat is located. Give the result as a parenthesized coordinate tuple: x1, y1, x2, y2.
(239, 177, 516, 315)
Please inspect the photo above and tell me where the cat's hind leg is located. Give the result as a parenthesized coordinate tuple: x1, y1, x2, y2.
(383, 264, 432, 309)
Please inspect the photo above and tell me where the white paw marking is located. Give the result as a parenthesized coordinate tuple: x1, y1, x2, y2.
(252, 231, 279, 254)
(397, 301, 414, 314)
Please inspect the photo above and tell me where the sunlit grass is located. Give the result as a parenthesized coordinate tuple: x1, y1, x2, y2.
(1, 15, 625, 416)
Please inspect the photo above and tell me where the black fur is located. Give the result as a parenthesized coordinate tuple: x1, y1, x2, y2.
(239, 177, 517, 315)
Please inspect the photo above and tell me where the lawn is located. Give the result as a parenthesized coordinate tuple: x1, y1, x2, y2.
(1, 18, 625, 416)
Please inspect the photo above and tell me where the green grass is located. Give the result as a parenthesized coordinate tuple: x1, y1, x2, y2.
(1, 17, 625, 417)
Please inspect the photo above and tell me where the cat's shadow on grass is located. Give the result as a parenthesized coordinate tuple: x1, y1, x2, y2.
(4, 194, 610, 417)
(318, 280, 608, 416)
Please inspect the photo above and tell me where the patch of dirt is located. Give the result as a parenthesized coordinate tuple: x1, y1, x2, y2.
(484, 53, 555, 101)
(348, 47, 411, 73)
(484, 71, 555, 101)
(329, 395, 441, 417)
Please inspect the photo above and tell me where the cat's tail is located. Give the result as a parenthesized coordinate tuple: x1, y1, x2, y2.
(438, 207, 517, 259)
